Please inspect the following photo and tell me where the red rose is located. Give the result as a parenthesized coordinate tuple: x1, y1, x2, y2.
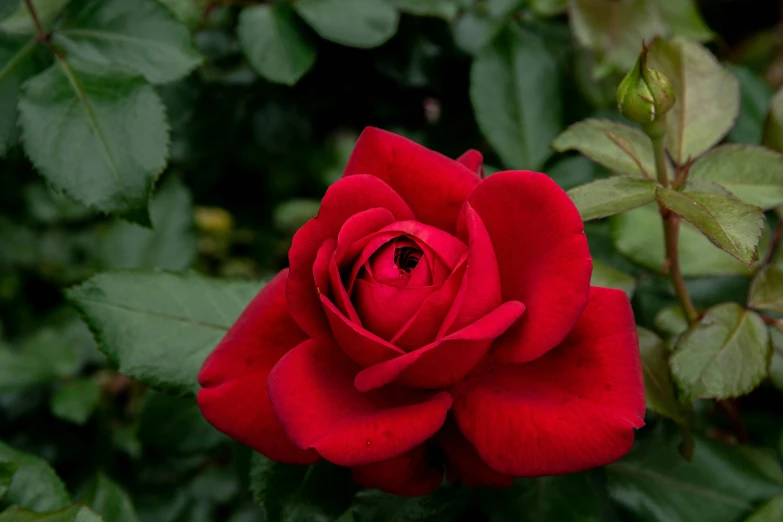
(197, 128, 645, 496)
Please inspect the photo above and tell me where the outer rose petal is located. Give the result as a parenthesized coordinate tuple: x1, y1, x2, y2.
(435, 419, 513, 489)
(351, 445, 443, 497)
(456, 149, 484, 177)
(287, 175, 414, 342)
(465, 171, 592, 362)
(344, 127, 480, 233)
(451, 287, 645, 477)
(197, 270, 318, 464)
(267, 339, 453, 466)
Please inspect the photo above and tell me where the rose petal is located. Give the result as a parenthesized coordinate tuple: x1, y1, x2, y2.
(351, 445, 443, 496)
(287, 175, 414, 342)
(197, 270, 318, 464)
(344, 127, 480, 233)
(335, 208, 397, 266)
(267, 339, 453, 466)
(435, 419, 513, 489)
(321, 294, 405, 366)
(353, 279, 438, 341)
(451, 288, 645, 477)
(456, 149, 484, 178)
(465, 171, 592, 363)
(355, 300, 525, 391)
(377, 221, 467, 270)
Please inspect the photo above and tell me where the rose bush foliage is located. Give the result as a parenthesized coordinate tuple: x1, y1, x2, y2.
(197, 128, 645, 496)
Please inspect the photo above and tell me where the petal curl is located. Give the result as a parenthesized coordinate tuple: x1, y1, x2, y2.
(267, 339, 452, 466)
(355, 301, 525, 391)
(287, 176, 413, 342)
(465, 171, 591, 363)
(353, 280, 437, 341)
(451, 287, 645, 477)
(351, 445, 443, 497)
(344, 127, 479, 233)
(456, 149, 484, 177)
(435, 419, 513, 489)
(197, 270, 318, 464)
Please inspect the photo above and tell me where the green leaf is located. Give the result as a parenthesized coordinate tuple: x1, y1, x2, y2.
(671, 303, 769, 402)
(769, 328, 783, 391)
(137, 392, 225, 454)
(273, 199, 321, 234)
(0, 0, 20, 22)
(656, 188, 763, 266)
(654, 305, 689, 340)
(386, 0, 459, 20)
(647, 37, 741, 163)
(638, 327, 685, 423)
(568, 176, 657, 221)
(0, 460, 17, 499)
(0, 442, 69, 512)
(18, 59, 169, 223)
(744, 494, 783, 522)
(763, 88, 783, 154)
(531, 0, 567, 17)
(294, 0, 398, 49)
(552, 119, 668, 178)
(483, 473, 602, 522)
(545, 155, 599, 191)
(451, 11, 504, 56)
(78, 474, 139, 522)
(0, 35, 38, 155)
(49, 378, 101, 425)
(249, 453, 357, 522)
(66, 271, 260, 396)
(350, 485, 466, 522)
(471, 26, 561, 170)
(657, 0, 713, 41)
(689, 145, 783, 209)
(54, 0, 201, 84)
(570, 0, 667, 77)
(97, 177, 196, 271)
(749, 265, 783, 314)
(591, 259, 636, 297)
(0, 506, 103, 522)
(0, 0, 68, 34)
(611, 204, 750, 277)
(157, 0, 202, 29)
(727, 66, 774, 145)
(238, 5, 316, 86)
(607, 429, 783, 522)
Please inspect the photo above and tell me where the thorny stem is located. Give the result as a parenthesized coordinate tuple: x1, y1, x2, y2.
(650, 133, 699, 324)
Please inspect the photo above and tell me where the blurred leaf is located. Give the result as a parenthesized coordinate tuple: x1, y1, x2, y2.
(294, 0, 398, 49)
(387, 0, 458, 20)
(157, 0, 203, 29)
(552, 119, 666, 178)
(0, 33, 38, 156)
(249, 453, 357, 522)
(49, 378, 101, 425)
(591, 260, 636, 297)
(769, 328, 783, 391)
(671, 303, 769, 402)
(78, 474, 139, 522)
(66, 271, 260, 396)
(54, 0, 201, 84)
(350, 485, 465, 522)
(18, 59, 168, 224)
(471, 26, 560, 170)
(137, 392, 225, 454)
(0, 442, 69, 512)
(647, 37, 740, 164)
(483, 473, 602, 521)
(0, 506, 103, 522)
(238, 5, 316, 86)
(97, 177, 196, 271)
(763, 88, 783, 154)
(451, 11, 504, 56)
(0, 460, 16, 499)
(531, 0, 567, 16)
(570, 0, 666, 77)
(656, 188, 763, 266)
(658, 0, 713, 41)
(727, 66, 774, 145)
(612, 204, 750, 276)
(744, 494, 783, 521)
(273, 199, 320, 234)
(0, 1, 19, 22)
(568, 176, 657, 221)
(689, 145, 783, 210)
(638, 327, 684, 423)
(24, 184, 90, 224)
(749, 265, 783, 314)
(654, 305, 689, 340)
(545, 155, 599, 191)
(608, 429, 783, 522)
(0, 0, 68, 34)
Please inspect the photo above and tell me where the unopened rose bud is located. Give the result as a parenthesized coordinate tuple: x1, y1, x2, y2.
(616, 45, 675, 129)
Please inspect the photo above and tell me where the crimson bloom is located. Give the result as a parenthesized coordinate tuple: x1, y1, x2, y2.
(197, 128, 645, 496)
